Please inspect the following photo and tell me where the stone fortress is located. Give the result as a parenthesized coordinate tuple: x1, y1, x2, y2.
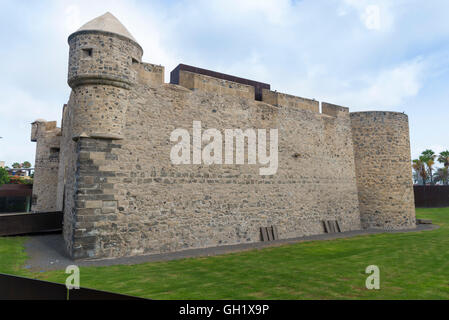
(31, 13, 416, 259)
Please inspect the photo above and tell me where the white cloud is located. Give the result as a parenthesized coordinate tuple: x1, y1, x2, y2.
(0, 86, 62, 166)
(282, 58, 426, 110)
(0, 86, 56, 120)
(201, 0, 294, 26)
(337, 59, 426, 109)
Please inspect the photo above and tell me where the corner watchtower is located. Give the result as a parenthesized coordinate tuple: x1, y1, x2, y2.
(350, 111, 416, 230)
(67, 12, 143, 140)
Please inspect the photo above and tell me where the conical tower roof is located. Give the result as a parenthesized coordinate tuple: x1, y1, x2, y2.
(76, 12, 137, 42)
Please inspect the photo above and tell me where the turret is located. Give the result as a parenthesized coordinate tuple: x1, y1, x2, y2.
(350, 111, 416, 229)
(67, 12, 143, 140)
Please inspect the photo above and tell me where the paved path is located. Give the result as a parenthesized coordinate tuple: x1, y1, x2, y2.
(24, 224, 438, 272)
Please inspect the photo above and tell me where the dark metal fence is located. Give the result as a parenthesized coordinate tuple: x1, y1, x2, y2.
(0, 211, 63, 236)
(414, 185, 449, 208)
(0, 273, 145, 300)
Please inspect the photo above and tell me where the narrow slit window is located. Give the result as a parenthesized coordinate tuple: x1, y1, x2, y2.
(50, 147, 60, 160)
(82, 48, 93, 58)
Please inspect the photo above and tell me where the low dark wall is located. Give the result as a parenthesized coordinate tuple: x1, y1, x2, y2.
(0, 273, 145, 300)
(0, 211, 63, 236)
(0, 184, 33, 197)
(0, 184, 33, 213)
(0, 196, 30, 213)
(414, 185, 449, 208)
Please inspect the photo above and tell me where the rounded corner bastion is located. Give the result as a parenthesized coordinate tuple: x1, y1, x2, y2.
(350, 111, 416, 230)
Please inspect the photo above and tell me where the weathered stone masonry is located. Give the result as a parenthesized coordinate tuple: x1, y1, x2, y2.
(351, 112, 416, 229)
(31, 120, 61, 212)
(70, 138, 122, 258)
(31, 13, 416, 259)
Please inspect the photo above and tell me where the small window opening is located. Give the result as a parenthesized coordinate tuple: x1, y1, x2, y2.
(82, 48, 93, 58)
(50, 147, 60, 160)
(132, 58, 139, 65)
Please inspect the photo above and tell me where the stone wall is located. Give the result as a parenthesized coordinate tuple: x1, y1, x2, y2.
(350, 111, 416, 229)
(31, 120, 61, 212)
(178, 70, 255, 99)
(55, 100, 78, 255)
(65, 79, 362, 258)
(262, 89, 319, 113)
(67, 137, 122, 258)
(135, 62, 164, 87)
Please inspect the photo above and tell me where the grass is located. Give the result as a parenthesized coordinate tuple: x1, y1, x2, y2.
(0, 237, 30, 277)
(1, 208, 449, 299)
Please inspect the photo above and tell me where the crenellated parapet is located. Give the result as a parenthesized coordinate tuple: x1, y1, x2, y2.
(322, 102, 349, 117)
(176, 70, 255, 99)
(262, 89, 319, 113)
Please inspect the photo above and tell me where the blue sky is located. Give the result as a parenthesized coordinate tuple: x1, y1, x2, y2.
(0, 0, 448, 167)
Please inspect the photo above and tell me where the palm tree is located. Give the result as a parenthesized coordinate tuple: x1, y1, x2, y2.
(421, 149, 436, 184)
(22, 161, 32, 168)
(413, 157, 428, 185)
(438, 150, 449, 168)
(11, 162, 21, 168)
(434, 167, 449, 185)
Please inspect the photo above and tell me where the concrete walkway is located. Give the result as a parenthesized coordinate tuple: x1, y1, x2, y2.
(24, 224, 438, 272)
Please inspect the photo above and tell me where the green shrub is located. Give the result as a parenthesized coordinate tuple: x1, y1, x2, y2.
(0, 167, 10, 186)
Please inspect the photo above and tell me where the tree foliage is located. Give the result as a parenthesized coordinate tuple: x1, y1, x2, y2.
(434, 167, 449, 185)
(0, 167, 9, 186)
(438, 150, 449, 168)
(22, 161, 31, 168)
(413, 150, 449, 185)
(413, 157, 428, 185)
(11, 162, 21, 169)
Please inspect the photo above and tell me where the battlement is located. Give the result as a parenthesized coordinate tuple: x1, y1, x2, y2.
(168, 64, 350, 117)
(322, 102, 349, 117)
(31, 120, 60, 142)
(135, 62, 165, 86)
(262, 89, 319, 113)
(170, 64, 270, 100)
(175, 70, 255, 100)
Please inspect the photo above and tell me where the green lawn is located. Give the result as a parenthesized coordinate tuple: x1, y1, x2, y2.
(1, 208, 448, 299)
